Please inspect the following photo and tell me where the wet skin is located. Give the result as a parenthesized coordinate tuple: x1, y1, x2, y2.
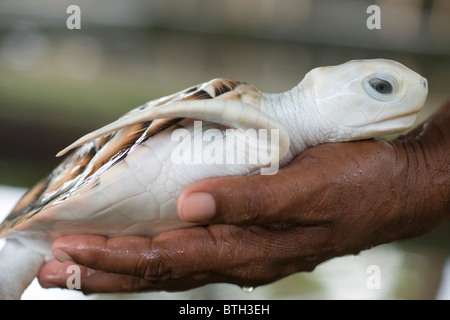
(38, 101, 450, 294)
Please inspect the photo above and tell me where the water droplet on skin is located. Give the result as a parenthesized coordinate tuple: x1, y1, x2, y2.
(241, 286, 254, 293)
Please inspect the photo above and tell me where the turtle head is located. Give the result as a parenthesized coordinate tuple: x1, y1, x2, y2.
(305, 59, 428, 141)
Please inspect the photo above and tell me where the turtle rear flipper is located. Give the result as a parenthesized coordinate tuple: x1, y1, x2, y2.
(0, 239, 44, 300)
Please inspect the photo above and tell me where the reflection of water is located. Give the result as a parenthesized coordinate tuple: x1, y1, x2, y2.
(0, 185, 448, 300)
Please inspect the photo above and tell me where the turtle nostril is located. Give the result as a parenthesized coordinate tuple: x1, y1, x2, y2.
(421, 78, 428, 89)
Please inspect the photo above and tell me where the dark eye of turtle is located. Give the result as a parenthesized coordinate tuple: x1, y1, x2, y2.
(369, 78, 393, 94)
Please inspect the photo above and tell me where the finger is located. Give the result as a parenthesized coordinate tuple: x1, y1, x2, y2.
(177, 162, 321, 225)
(38, 259, 218, 293)
(48, 224, 330, 290)
(50, 229, 236, 280)
(38, 260, 150, 293)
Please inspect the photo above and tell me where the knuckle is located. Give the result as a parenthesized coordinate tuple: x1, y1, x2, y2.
(136, 250, 172, 282)
(242, 201, 259, 224)
(241, 191, 264, 224)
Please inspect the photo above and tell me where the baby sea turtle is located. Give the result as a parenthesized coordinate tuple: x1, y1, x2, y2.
(0, 59, 428, 299)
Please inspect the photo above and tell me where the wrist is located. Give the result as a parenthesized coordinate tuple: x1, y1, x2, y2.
(392, 101, 450, 239)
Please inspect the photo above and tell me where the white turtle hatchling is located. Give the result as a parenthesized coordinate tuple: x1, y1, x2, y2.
(0, 59, 428, 299)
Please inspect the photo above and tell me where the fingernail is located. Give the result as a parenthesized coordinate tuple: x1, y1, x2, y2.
(53, 249, 73, 262)
(180, 192, 216, 222)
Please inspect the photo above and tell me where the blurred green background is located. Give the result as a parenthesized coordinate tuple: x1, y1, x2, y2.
(0, 0, 449, 299)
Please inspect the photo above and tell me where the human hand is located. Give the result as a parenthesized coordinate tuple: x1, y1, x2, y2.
(38, 102, 450, 294)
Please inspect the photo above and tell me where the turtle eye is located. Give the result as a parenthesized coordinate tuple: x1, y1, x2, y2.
(369, 78, 393, 94)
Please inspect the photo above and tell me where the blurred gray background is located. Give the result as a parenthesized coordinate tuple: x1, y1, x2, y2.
(0, 0, 449, 299)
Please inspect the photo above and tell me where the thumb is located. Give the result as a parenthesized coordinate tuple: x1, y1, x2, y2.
(177, 164, 316, 225)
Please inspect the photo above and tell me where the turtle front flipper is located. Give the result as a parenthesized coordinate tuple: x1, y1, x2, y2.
(0, 239, 44, 300)
(56, 99, 291, 167)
